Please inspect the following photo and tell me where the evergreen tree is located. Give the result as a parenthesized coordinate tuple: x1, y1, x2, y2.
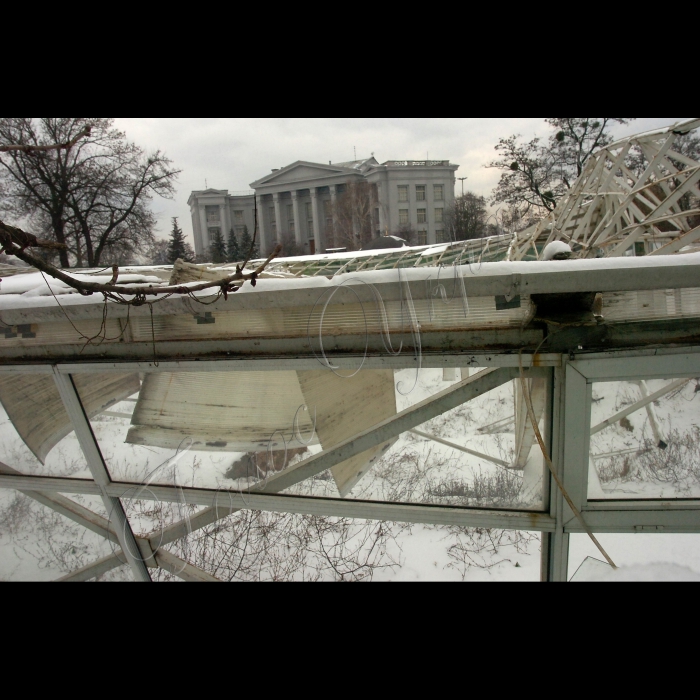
(227, 227, 241, 263)
(168, 217, 193, 263)
(239, 225, 259, 260)
(210, 228, 227, 263)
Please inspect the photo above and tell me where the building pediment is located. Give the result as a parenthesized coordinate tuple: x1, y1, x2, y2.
(250, 161, 359, 189)
(188, 189, 229, 205)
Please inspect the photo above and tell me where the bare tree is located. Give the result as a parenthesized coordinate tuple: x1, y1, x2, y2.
(546, 118, 635, 180)
(445, 192, 488, 241)
(390, 224, 419, 246)
(0, 129, 282, 301)
(0, 118, 179, 268)
(331, 181, 375, 251)
(147, 238, 171, 265)
(489, 118, 636, 214)
(488, 135, 563, 214)
(278, 231, 304, 257)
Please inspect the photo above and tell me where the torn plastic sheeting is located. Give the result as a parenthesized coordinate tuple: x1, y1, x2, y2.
(124, 368, 397, 498)
(0, 372, 140, 464)
(297, 369, 397, 497)
(126, 371, 319, 453)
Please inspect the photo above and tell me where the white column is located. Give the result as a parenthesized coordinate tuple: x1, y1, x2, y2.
(330, 185, 338, 247)
(198, 207, 208, 255)
(310, 188, 322, 253)
(291, 191, 303, 247)
(219, 204, 228, 241)
(273, 193, 283, 244)
(377, 182, 386, 235)
(256, 195, 268, 254)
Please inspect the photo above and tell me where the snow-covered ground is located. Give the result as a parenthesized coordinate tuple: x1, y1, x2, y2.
(589, 378, 700, 499)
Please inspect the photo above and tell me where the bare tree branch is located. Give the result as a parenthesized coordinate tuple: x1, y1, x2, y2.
(0, 220, 282, 301)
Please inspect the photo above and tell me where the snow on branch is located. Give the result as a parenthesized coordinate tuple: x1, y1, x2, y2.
(0, 220, 282, 303)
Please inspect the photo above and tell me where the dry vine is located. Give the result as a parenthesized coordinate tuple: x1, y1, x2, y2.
(0, 220, 282, 304)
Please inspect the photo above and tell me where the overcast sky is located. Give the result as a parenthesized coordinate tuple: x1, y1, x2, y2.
(113, 118, 693, 245)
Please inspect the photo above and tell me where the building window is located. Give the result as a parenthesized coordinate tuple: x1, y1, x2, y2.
(233, 210, 244, 225)
(205, 206, 220, 224)
(417, 231, 427, 246)
(269, 207, 276, 223)
(398, 185, 408, 202)
(308, 220, 314, 238)
(305, 202, 313, 219)
(416, 185, 426, 201)
(286, 204, 293, 221)
(417, 209, 427, 224)
(290, 221, 295, 234)
(323, 200, 332, 217)
(435, 208, 444, 223)
(235, 226, 245, 236)
(436, 229, 447, 243)
(208, 226, 221, 241)
(399, 209, 409, 225)
(434, 185, 444, 201)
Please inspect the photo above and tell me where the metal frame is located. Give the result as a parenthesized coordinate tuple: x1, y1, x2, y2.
(0, 346, 699, 581)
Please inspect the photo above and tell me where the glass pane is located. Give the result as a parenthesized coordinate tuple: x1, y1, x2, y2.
(331, 368, 545, 511)
(78, 369, 320, 489)
(78, 367, 544, 512)
(568, 533, 700, 581)
(0, 490, 120, 581)
(373, 527, 540, 582)
(145, 512, 540, 581)
(121, 494, 207, 542)
(0, 372, 91, 478)
(589, 377, 700, 500)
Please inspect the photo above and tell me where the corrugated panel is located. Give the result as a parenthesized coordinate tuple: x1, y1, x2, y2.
(126, 371, 318, 452)
(297, 369, 397, 497)
(0, 318, 124, 348)
(0, 373, 140, 464)
(602, 288, 700, 323)
(125, 296, 532, 344)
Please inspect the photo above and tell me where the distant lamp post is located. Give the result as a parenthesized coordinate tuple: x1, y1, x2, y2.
(458, 177, 468, 196)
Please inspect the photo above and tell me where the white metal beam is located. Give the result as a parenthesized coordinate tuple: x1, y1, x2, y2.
(52, 370, 153, 581)
(590, 378, 689, 434)
(57, 553, 125, 582)
(154, 550, 223, 582)
(0, 461, 118, 544)
(637, 380, 668, 448)
(409, 429, 510, 468)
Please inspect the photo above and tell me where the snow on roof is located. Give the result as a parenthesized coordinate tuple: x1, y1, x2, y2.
(1, 251, 700, 316)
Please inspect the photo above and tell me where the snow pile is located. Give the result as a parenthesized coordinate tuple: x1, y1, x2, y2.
(541, 241, 572, 261)
(572, 561, 700, 582)
(0, 271, 167, 296)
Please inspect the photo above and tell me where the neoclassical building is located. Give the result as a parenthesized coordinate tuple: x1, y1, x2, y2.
(188, 157, 458, 257)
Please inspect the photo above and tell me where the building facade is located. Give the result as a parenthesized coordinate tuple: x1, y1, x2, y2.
(189, 157, 458, 258)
